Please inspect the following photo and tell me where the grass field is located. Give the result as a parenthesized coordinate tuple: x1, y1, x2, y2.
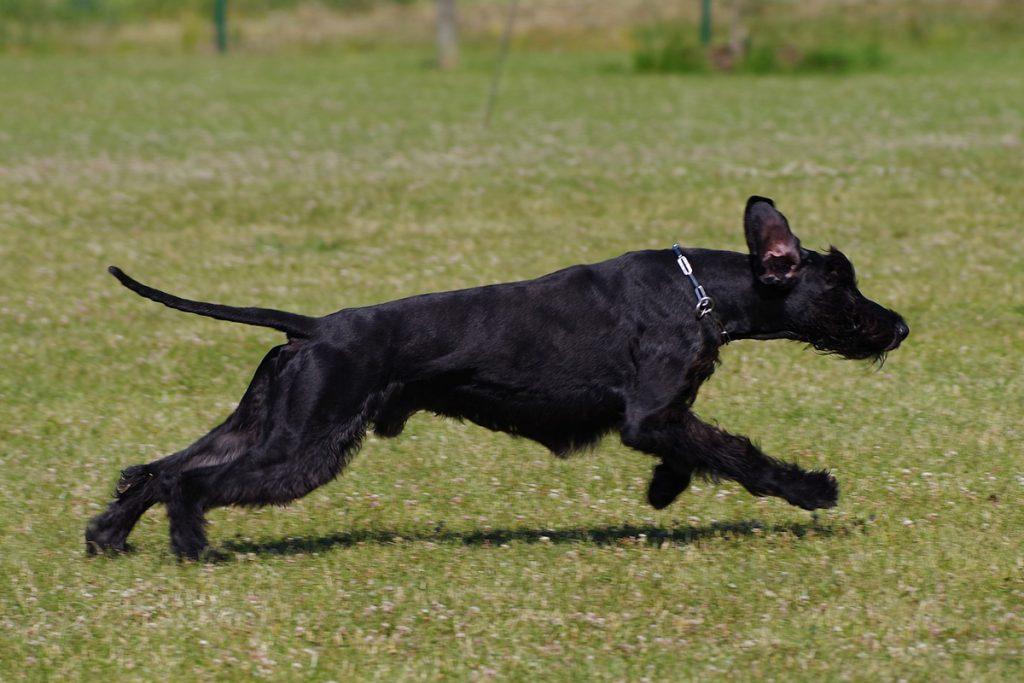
(1, 44, 1022, 680)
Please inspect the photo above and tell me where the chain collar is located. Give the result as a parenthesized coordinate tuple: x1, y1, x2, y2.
(672, 244, 730, 345)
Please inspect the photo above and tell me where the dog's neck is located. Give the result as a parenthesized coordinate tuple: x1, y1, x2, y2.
(678, 249, 794, 343)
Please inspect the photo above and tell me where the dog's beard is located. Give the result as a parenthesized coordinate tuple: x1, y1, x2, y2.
(802, 315, 895, 364)
(809, 341, 888, 365)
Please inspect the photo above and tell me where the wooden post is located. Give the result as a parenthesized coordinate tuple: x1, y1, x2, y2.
(436, 0, 458, 70)
(699, 0, 712, 46)
(214, 0, 228, 53)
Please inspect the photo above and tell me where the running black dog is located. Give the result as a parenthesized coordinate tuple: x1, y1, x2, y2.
(86, 196, 908, 559)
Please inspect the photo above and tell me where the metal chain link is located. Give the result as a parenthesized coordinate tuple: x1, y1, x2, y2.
(672, 244, 729, 343)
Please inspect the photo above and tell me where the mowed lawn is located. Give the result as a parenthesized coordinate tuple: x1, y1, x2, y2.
(1, 47, 1022, 680)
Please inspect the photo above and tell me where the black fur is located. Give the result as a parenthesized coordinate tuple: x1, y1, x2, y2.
(86, 197, 908, 559)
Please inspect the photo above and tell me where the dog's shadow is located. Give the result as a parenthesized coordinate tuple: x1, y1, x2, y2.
(220, 518, 848, 559)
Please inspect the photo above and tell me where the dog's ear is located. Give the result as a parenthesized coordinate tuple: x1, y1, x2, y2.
(743, 196, 803, 286)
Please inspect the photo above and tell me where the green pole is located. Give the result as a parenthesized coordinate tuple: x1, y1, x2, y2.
(214, 0, 227, 53)
(699, 0, 712, 46)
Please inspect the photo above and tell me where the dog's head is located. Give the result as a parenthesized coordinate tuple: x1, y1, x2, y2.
(743, 196, 909, 361)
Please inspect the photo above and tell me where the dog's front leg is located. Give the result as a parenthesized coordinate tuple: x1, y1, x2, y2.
(622, 403, 837, 511)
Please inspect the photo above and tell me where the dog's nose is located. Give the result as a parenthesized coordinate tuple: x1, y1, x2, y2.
(886, 320, 909, 351)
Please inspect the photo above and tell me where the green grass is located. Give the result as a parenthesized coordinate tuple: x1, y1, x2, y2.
(1, 46, 1023, 680)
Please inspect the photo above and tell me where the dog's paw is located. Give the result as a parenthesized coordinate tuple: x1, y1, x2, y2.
(172, 542, 206, 562)
(84, 520, 133, 556)
(171, 540, 231, 563)
(646, 463, 692, 510)
(86, 540, 135, 556)
(787, 469, 839, 511)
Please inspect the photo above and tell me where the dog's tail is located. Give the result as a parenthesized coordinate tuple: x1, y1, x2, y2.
(107, 266, 317, 339)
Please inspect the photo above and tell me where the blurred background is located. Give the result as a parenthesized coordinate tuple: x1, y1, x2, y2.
(0, 1, 1019, 68)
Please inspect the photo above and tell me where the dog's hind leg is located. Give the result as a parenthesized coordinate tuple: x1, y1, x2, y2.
(162, 344, 381, 559)
(85, 420, 259, 555)
(164, 423, 366, 559)
(85, 345, 285, 555)
(85, 463, 162, 554)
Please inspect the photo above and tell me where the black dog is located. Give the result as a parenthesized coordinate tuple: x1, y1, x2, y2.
(86, 196, 908, 559)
